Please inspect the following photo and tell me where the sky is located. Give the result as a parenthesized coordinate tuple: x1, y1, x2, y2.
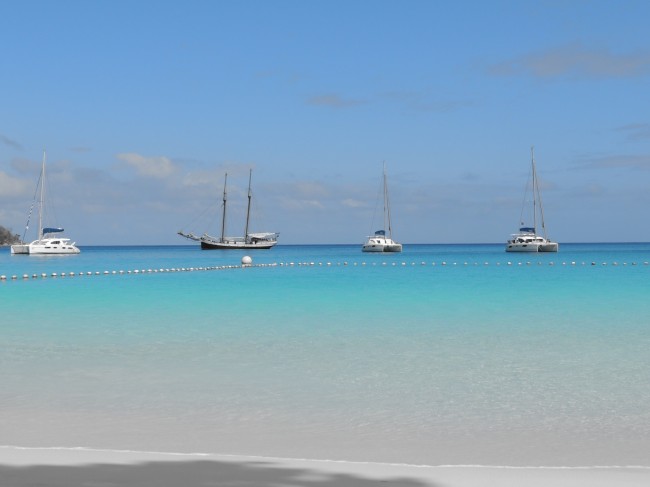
(2, 0, 650, 245)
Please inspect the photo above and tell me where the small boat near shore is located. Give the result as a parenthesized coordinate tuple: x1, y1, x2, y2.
(178, 169, 279, 250)
(11, 152, 80, 255)
(506, 147, 558, 253)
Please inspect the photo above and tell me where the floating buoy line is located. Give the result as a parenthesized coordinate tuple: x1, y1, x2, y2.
(1, 258, 649, 284)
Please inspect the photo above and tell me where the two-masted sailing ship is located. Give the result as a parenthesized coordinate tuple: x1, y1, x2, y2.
(178, 169, 279, 249)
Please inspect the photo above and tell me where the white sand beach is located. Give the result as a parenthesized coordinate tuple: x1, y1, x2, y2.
(1, 446, 649, 487)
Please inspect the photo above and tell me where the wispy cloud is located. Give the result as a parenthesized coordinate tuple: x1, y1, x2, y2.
(616, 123, 650, 142)
(577, 153, 650, 170)
(489, 43, 650, 79)
(0, 171, 29, 197)
(69, 146, 92, 153)
(270, 181, 333, 211)
(572, 183, 607, 198)
(341, 198, 367, 208)
(117, 153, 176, 178)
(278, 196, 325, 210)
(294, 181, 329, 197)
(307, 93, 367, 108)
(0, 134, 22, 150)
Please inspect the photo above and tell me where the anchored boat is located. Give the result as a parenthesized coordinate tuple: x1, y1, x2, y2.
(506, 147, 558, 253)
(362, 163, 402, 253)
(11, 151, 80, 255)
(178, 169, 279, 250)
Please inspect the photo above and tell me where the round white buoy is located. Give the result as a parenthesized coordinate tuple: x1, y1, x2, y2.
(242, 255, 253, 266)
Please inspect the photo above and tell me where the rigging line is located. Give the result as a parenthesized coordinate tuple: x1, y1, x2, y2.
(41, 161, 64, 234)
(384, 163, 395, 239)
(21, 165, 44, 242)
(179, 196, 221, 234)
(368, 171, 383, 235)
(518, 160, 533, 228)
(533, 151, 549, 238)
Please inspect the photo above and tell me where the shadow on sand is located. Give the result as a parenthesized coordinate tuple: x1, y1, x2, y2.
(0, 458, 438, 487)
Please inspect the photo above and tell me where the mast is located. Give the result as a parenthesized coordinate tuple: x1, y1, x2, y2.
(529, 147, 537, 235)
(38, 151, 46, 241)
(220, 173, 228, 241)
(532, 146, 548, 239)
(244, 169, 252, 240)
(383, 162, 394, 239)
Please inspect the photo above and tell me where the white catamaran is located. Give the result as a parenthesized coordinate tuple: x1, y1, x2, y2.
(506, 147, 558, 253)
(178, 169, 279, 250)
(362, 163, 402, 253)
(11, 151, 80, 255)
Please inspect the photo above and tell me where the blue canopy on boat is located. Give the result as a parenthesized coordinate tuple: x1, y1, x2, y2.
(374, 230, 386, 236)
(43, 227, 64, 234)
(519, 227, 535, 233)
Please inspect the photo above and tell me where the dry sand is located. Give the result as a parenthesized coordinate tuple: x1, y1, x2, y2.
(1, 446, 649, 487)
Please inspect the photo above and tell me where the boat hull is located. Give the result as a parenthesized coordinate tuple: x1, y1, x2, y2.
(361, 244, 386, 252)
(506, 236, 558, 253)
(505, 243, 541, 252)
(539, 242, 559, 252)
(200, 239, 277, 250)
(11, 239, 80, 255)
(361, 242, 403, 253)
(10, 244, 30, 254)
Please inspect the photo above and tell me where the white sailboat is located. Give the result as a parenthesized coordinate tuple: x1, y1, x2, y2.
(11, 152, 80, 255)
(506, 147, 558, 253)
(362, 163, 402, 253)
(178, 169, 279, 250)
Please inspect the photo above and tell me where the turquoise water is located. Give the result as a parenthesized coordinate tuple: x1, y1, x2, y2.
(1, 243, 649, 466)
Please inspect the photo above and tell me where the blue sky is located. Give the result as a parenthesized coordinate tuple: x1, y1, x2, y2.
(2, 0, 650, 245)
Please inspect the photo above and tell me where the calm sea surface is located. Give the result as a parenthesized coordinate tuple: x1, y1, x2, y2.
(1, 243, 649, 466)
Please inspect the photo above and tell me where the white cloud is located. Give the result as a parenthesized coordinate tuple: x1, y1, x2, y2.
(117, 153, 176, 178)
(182, 170, 220, 188)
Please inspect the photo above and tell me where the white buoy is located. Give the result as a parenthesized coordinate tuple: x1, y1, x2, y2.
(242, 255, 253, 266)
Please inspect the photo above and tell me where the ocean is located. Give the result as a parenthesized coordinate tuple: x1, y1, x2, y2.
(1, 243, 649, 467)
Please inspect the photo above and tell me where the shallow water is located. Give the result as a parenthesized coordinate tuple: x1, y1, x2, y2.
(1, 243, 649, 466)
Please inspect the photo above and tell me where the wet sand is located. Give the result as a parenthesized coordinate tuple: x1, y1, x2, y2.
(1, 446, 649, 487)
